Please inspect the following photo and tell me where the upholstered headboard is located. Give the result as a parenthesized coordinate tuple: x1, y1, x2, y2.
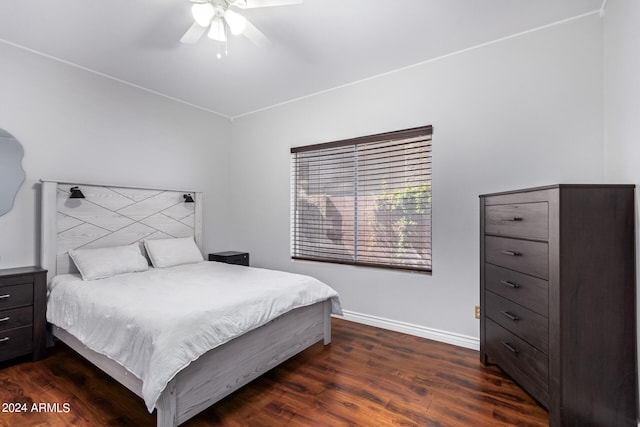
(40, 180, 203, 280)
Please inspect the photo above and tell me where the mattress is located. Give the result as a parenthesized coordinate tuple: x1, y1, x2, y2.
(46, 261, 342, 412)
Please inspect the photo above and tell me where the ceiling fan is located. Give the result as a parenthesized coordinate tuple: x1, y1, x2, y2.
(180, 0, 302, 55)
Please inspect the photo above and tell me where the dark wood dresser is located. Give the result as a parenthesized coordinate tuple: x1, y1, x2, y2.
(479, 185, 637, 427)
(0, 266, 47, 363)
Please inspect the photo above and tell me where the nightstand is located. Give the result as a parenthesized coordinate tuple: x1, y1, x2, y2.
(208, 251, 250, 266)
(0, 266, 47, 363)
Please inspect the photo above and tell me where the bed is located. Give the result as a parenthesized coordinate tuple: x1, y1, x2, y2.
(39, 180, 341, 427)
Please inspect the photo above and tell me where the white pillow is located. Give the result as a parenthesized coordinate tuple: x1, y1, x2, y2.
(69, 243, 149, 281)
(144, 237, 204, 268)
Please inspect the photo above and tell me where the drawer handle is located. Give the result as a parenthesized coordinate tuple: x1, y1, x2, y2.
(502, 341, 519, 354)
(0, 317, 9, 322)
(0, 294, 10, 299)
(500, 250, 521, 256)
(501, 217, 523, 222)
(0, 337, 9, 343)
(501, 311, 520, 321)
(500, 280, 520, 289)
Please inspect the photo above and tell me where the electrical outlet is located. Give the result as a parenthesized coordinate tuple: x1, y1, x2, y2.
(474, 305, 481, 319)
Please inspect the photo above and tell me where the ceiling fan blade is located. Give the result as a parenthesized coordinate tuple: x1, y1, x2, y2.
(242, 20, 270, 47)
(224, 9, 247, 35)
(235, 0, 302, 9)
(180, 22, 208, 44)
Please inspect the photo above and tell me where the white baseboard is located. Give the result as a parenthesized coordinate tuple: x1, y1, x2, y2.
(335, 310, 480, 351)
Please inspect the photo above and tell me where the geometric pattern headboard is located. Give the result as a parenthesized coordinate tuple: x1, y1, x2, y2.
(40, 180, 203, 279)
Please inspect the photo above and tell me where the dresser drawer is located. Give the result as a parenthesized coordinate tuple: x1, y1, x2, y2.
(485, 202, 548, 240)
(485, 319, 549, 406)
(0, 307, 33, 332)
(485, 236, 548, 279)
(485, 263, 548, 316)
(0, 325, 33, 361)
(0, 274, 34, 286)
(0, 283, 33, 311)
(486, 291, 548, 353)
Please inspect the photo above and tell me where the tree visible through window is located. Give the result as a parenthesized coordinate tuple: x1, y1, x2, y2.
(290, 126, 432, 272)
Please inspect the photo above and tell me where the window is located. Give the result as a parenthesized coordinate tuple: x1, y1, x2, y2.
(290, 126, 432, 272)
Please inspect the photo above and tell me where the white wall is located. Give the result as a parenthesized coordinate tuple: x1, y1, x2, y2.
(604, 2, 640, 183)
(230, 14, 605, 344)
(602, 0, 640, 409)
(0, 42, 233, 269)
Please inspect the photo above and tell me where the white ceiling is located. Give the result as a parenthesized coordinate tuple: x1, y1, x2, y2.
(0, 0, 603, 118)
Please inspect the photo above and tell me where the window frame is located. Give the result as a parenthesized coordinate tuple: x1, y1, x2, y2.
(290, 125, 433, 273)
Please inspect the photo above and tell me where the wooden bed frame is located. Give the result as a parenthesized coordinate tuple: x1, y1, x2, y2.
(39, 180, 332, 427)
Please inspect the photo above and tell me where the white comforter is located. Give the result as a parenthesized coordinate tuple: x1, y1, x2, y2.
(46, 261, 341, 412)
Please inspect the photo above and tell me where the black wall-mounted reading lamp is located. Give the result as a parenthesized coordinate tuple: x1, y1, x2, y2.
(69, 186, 85, 199)
(183, 193, 194, 203)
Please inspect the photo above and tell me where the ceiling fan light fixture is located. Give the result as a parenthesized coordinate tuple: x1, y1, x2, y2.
(192, 3, 215, 26)
(224, 9, 247, 35)
(208, 16, 227, 42)
(181, 0, 292, 50)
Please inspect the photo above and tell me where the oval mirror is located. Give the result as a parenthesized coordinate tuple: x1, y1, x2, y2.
(0, 129, 26, 216)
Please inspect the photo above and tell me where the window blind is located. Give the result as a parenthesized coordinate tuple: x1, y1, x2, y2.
(290, 126, 432, 272)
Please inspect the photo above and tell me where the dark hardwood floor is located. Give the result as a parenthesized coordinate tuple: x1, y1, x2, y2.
(0, 318, 548, 426)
